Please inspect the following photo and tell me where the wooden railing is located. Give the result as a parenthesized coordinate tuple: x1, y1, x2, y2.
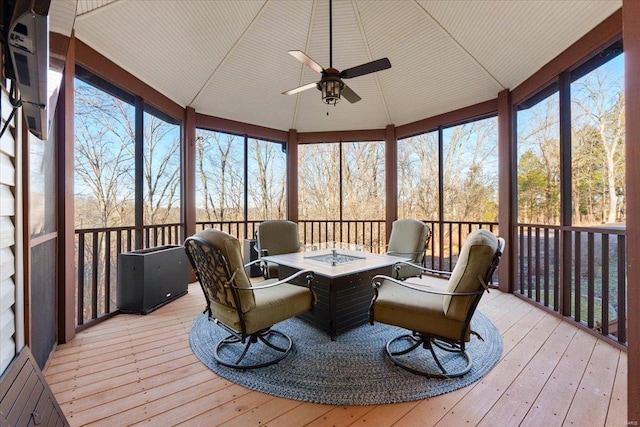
(75, 223, 184, 329)
(76, 218, 630, 346)
(74, 219, 498, 330)
(516, 223, 627, 345)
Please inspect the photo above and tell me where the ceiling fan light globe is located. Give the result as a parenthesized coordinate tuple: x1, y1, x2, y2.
(321, 79, 341, 106)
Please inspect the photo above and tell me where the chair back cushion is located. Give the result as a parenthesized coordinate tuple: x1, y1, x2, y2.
(443, 229, 498, 321)
(388, 219, 430, 263)
(257, 220, 300, 256)
(189, 229, 256, 313)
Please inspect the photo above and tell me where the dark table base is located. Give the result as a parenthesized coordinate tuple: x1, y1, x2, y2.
(279, 264, 393, 339)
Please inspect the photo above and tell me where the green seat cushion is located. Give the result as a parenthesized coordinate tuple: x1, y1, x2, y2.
(244, 282, 313, 334)
(372, 279, 469, 342)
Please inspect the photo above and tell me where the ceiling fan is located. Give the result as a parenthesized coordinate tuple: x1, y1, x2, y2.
(282, 0, 391, 106)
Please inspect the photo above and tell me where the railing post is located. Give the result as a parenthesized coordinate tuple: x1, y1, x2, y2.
(77, 233, 85, 326)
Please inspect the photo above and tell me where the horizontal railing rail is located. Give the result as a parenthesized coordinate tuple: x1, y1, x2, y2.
(78, 218, 635, 346)
(516, 223, 627, 345)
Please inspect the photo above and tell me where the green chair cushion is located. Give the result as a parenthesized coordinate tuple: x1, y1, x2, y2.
(208, 279, 312, 335)
(372, 279, 469, 342)
(244, 282, 313, 334)
(194, 228, 256, 313)
(257, 220, 300, 256)
(443, 229, 498, 321)
(387, 219, 429, 263)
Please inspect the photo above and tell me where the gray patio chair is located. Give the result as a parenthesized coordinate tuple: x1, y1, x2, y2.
(386, 218, 431, 280)
(256, 220, 301, 279)
(184, 228, 315, 369)
(370, 229, 504, 378)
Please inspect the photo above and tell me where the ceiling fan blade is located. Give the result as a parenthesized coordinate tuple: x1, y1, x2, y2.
(340, 58, 391, 79)
(282, 81, 318, 96)
(341, 84, 361, 103)
(288, 50, 324, 74)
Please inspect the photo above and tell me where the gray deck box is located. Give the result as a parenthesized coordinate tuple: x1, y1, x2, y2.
(117, 245, 188, 314)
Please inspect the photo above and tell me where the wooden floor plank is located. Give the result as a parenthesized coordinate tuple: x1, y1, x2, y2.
(46, 336, 190, 380)
(87, 382, 246, 426)
(606, 352, 628, 426)
(520, 329, 598, 426)
(68, 371, 226, 426)
(476, 318, 576, 426)
(60, 361, 208, 416)
(304, 405, 375, 427)
(263, 402, 335, 426)
(170, 390, 276, 426)
(393, 387, 472, 426)
(564, 340, 621, 426)
(435, 308, 560, 426)
(51, 354, 199, 405)
(216, 396, 304, 427)
(350, 401, 422, 426)
(47, 346, 195, 394)
(42, 283, 627, 427)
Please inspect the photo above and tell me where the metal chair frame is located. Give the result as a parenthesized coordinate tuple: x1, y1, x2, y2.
(370, 237, 504, 378)
(185, 235, 315, 369)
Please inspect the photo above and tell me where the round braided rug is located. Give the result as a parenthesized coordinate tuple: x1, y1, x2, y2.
(189, 311, 502, 405)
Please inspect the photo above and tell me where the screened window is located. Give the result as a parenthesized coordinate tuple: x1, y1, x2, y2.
(571, 53, 624, 226)
(298, 143, 340, 220)
(342, 141, 385, 221)
(74, 77, 135, 229)
(397, 131, 439, 220)
(142, 106, 182, 226)
(298, 141, 385, 249)
(194, 129, 245, 224)
(517, 91, 560, 225)
(247, 138, 287, 221)
(442, 117, 498, 223)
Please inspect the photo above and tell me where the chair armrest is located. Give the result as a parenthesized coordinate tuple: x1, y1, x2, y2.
(239, 269, 315, 290)
(370, 274, 483, 297)
(387, 249, 424, 258)
(391, 260, 452, 277)
(243, 258, 263, 268)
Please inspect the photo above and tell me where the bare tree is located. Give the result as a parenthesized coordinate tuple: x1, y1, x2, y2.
(299, 143, 340, 220)
(517, 96, 561, 224)
(195, 130, 244, 222)
(442, 119, 498, 222)
(74, 81, 135, 228)
(572, 67, 625, 224)
(141, 114, 181, 224)
(342, 141, 385, 220)
(398, 118, 498, 223)
(248, 138, 287, 220)
(398, 132, 439, 219)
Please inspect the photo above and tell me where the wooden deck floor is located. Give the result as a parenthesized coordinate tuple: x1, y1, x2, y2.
(44, 280, 628, 426)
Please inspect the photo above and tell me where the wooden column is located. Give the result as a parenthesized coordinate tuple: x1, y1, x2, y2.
(183, 107, 197, 282)
(385, 124, 397, 242)
(497, 89, 513, 293)
(287, 129, 299, 221)
(56, 34, 76, 343)
(183, 107, 196, 239)
(624, 0, 640, 422)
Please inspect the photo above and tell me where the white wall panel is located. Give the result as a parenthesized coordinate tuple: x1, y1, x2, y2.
(0, 86, 18, 374)
(0, 152, 15, 187)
